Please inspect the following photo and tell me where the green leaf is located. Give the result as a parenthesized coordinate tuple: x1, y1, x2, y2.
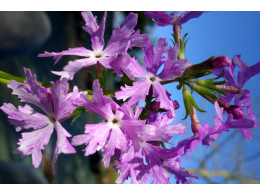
(184, 38, 190, 48)
(188, 83, 218, 100)
(178, 33, 188, 60)
(188, 94, 206, 112)
(172, 34, 179, 44)
(182, 85, 191, 119)
(192, 79, 227, 96)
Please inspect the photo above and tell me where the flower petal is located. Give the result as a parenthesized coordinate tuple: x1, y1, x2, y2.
(7, 68, 52, 115)
(0, 103, 49, 132)
(115, 80, 151, 106)
(52, 122, 76, 173)
(38, 47, 92, 64)
(13, 124, 54, 168)
(52, 58, 97, 80)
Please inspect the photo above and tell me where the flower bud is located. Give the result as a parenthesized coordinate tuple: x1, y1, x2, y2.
(184, 56, 231, 75)
(173, 100, 180, 110)
(226, 105, 244, 119)
(151, 101, 160, 111)
(147, 110, 157, 123)
(214, 85, 241, 94)
(216, 99, 244, 119)
(212, 56, 231, 69)
(190, 106, 201, 135)
(46, 88, 52, 102)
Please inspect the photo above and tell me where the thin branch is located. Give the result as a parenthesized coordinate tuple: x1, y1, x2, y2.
(188, 169, 260, 184)
(199, 130, 239, 168)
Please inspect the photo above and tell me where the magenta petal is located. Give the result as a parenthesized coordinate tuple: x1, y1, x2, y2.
(180, 11, 207, 24)
(1, 103, 49, 132)
(7, 68, 52, 115)
(241, 129, 253, 140)
(51, 79, 69, 120)
(52, 58, 97, 80)
(125, 56, 148, 79)
(116, 146, 145, 184)
(38, 47, 92, 64)
(14, 124, 54, 168)
(143, 38, 167, 74)
(144, 11, 173, 26)
(81, 11, 99, 35)
(91, 11, 106, 51)
(52, 122, 76, 173)
(152, 82, 173, 111)
(245, 61, 260, 83)
(128, 30, 149, 48)
(102, 126, 128, 168)
(148, 113, 186, 142)
(50, 79, 85, 121)
(72, 122, 111, 156)
(159, 45, 192, 80)
(115, 80, 151, 105)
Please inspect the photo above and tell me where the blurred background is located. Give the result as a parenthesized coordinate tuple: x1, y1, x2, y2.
(0, 11, 259, 184)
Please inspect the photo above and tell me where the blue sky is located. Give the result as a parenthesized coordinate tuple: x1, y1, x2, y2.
(150, 11, 260, 183)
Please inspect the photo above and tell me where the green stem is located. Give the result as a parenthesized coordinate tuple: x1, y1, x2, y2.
(160, 78, 179, 85)
(0, 71, 25, 83)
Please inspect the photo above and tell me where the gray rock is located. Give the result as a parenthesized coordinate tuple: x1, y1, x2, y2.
(0, 11, 51, 60)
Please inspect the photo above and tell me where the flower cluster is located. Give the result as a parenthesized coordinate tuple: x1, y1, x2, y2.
(1, 11, 260, 184)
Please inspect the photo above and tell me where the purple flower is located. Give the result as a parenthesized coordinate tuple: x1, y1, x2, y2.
(176, 100, 255, 156)
(71, 80, 155, 168)
(116, 110, 189, 184)
(177, 123, 209, 159)
(214, 55, 260, 139)
(38, 12, 149, 80)
(212, 55, 231, 68)
(202, 101, 255, 146)
(144, 11, 207, 27)
(145, 11, 208, 43)
(0, 68, 86, 172)
(116, 144, 197, 184)
(115, 38, 192, 117)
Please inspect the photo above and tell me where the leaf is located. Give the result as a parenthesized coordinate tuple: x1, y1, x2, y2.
(172, 33, 179, 44)
(182, 85, 191, 120)
(188, 94, 206, 112)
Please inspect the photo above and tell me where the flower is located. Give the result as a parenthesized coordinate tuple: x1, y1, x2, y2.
(144, 11, 208, 44)
(71, 80, 155, 168)
(115, 38, 192, 118)
(116, 107, 189, 184)
(38, 12, 149, 80)
(0, 68, 86, 172)
(202, 101, 255, 146)
(144, 11, 207, 27)
(214, 55, 260, 139)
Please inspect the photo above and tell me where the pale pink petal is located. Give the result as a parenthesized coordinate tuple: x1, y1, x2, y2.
(38, 47, 92, 64)
(7, 68, 52, 114)
(52, 58, 97, 80)
(0, 103, 49, 132)
(13, 124, 54, 168)
(115, 80, 151, 106)
(52, 122, 76, 173)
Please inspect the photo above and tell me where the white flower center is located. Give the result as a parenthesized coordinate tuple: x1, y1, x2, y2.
(108, 117, 122, 129)
(48, 115, 56, 124)
(91, 50, 104, 59)
(147, 73, 160, 83)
